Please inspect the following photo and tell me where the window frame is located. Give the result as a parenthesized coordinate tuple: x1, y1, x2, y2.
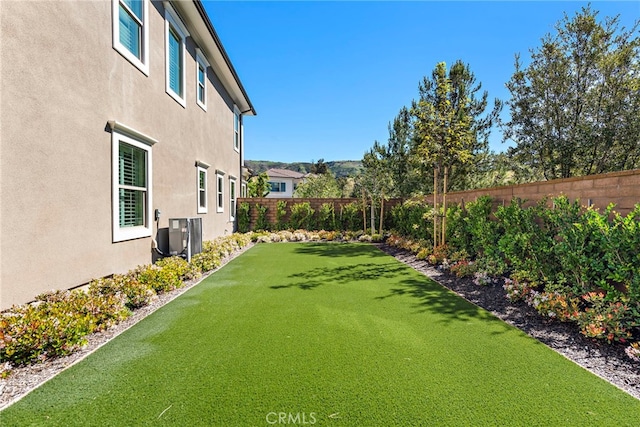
(164, 3, 189, 107)
(216, 172, 224, 213)
(112, 0, 149, 75)
(196, 161, 209, 214)
(110, 123, 155, 243)
(269, 181, 286, 193)
(233, 106, 241, 152)
(196, 49, 210, 111)
(229, 177, 237, 222)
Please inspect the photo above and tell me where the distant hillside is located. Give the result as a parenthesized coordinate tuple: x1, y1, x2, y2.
(245, 160, 363, 178)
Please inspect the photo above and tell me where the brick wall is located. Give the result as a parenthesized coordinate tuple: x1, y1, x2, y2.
(237, 197, 403, 228)
(238, 169, 640, 229)
(442, 168, 640, 215)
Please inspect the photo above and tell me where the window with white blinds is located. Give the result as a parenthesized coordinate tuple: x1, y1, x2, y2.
(112, 0, 148, 75)
(119, 142, 147, 227)
(112, 128, 153, 242)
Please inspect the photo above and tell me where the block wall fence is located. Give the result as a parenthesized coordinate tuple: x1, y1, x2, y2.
(238, 168, 640, 228)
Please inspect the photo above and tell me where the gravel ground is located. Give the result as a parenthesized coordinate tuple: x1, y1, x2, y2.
(377, 243, 640, 401)
(1, 241, 638, 411)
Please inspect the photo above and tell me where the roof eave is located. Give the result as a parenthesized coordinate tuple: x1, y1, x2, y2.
(174, 0, 256, 116)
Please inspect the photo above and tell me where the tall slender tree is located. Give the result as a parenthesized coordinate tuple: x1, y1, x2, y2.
(411, 61, 500, 246)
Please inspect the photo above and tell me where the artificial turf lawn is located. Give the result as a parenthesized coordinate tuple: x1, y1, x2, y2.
(1, 243, 640, 426)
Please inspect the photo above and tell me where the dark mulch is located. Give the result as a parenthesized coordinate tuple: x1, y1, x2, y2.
(377, 243, 640, 400)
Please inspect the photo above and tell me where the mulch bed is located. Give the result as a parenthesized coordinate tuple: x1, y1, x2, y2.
(377, 243, 640, 400)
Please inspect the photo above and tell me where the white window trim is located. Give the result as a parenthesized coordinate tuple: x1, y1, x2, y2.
(233, 105, 241, 153)
(229, 177, 237, 222)
(196, 49, 210, 111)
(241, 181, 247, 198)
(111, 125, 155, 243)
(196, 161, 209, 214)
(112, 0, 149, 75)
(216, 171, 224, 213)
(164, 2, 189, 107)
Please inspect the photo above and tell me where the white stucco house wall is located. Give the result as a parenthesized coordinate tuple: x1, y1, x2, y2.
(265, 169, 306, 198)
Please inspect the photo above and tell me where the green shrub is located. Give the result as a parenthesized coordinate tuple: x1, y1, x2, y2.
(237, 202, 251, 233)
(255, 204, 269, 231)
(495, 198, 556, 283)
(465, 196, 502, 262)
(390, 200, 433, 241)
(0, 290, 129, 365)
(416, 247, 432, 260)
(276, 200, 288, 230)
(340, 202, 363, 232)
(157, 256, 201, 281)
(547, 196, 609, 295)
(527, 291, 580, 322)
(316, 203, 337, 231)
(449, 260, 477, 278)
(89, 274, 155, 310)
(606, 204, 640, 301)
(289, 202, 315, 230)
(133, 264, 182, 294)
(231, 232, 252, 248)
(576, 292, 637, 343)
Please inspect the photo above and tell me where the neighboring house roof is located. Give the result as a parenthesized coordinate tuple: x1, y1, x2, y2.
(266, 168, 306, 179)
(178, 1, 256, 116)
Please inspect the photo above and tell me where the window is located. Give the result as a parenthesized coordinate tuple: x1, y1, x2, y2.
(233, 106, 240, 152)
(216, 172, 224, 213)
(110, 122, 156, 242)
(112, 0, 149, 74)
(196, 49, 210, 111)
(196, 162, 209, 214)
(165, 3, 189, 107)
(241, 182, 247, 198)
(269, 182, 286, 192)
(229, 178, 237, 221)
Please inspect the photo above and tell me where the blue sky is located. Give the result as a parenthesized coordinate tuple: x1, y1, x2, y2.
(203, 1, 640, 163)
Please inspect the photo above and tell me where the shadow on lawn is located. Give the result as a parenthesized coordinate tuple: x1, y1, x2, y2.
(270, 261, 407, 290)
(377, 279, 511, 329)
(291, 242, 387, 258)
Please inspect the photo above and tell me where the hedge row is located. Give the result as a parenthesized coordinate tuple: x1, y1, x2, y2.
(0, 234, 252, 369)
(386, 196, 640, 360)
(238, 201, 373, 233)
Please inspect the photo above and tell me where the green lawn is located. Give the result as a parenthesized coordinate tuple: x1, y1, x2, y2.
(2, 243, 639, 426)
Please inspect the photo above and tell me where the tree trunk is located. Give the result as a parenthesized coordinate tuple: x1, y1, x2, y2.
(370, 197, 375, 235)
(362, 194, 367, 234)
(379, 191, 385, 235)
(442, 165, 448, 246)
(433, 166, 438, 251)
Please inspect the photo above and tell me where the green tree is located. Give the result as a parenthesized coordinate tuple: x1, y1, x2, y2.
(503, 6, 640, 179)
(310, 159, 329, 175)
(412, 61, 500, 246)
(293, 173, 341, 198)
(248, 172, 270, 197)
(362, 142, 394, 234)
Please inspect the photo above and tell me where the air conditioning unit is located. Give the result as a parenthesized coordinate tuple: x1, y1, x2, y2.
(168, 217, 202, 261)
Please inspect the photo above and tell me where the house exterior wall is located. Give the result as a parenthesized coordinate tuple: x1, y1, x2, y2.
(266, 178, 295, 198)
(0, 1, 251, 309)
